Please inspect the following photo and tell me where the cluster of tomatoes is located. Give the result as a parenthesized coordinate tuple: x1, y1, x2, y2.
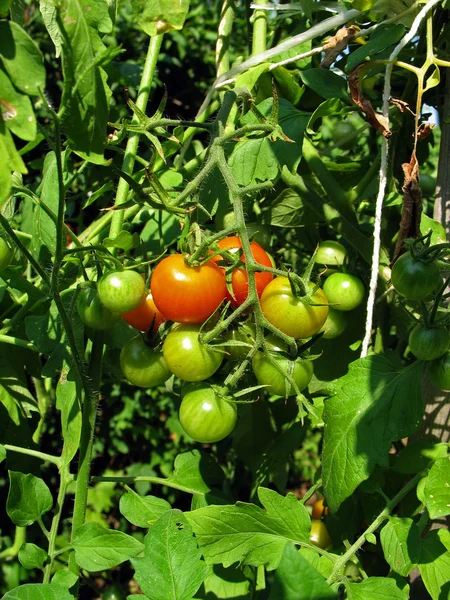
(391, 249, 450, 388)
(76, 235, 359, 444)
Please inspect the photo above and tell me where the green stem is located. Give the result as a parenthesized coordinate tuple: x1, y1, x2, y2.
(43, 466, 71, 583)
(3, 444, 61, 467)
(326, 471, 425, 584)
(91, 475, 210, 495)
(68, 332, 104, 582)
(251, 0, 268, 55)
(110, 35, 163, 239)
(33, 378, 54, 444)
(0, 527, 26, 561)
(216, 0, 235, 77)
(0, 334, 38, 352)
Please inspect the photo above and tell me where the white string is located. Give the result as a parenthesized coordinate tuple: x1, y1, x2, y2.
(360, 0, 443, 358)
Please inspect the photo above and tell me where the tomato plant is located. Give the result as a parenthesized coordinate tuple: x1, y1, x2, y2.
(314, 241, 347, 266)
(409, 325, 449, 361)
(323, 273, 365, 312)
(122, 292, 165, 333)
(319, 307, 348, 339)
(179, 383, 237, 443)
(97, 270, 146, 313)
(77, 287, 121, 330)
(427, 351, 450, 390)
(102, 584, 126, 600)
(332, 121, 356, 150)
(252, 335, 313, 397)
(211, 236, 273, 305)
(309, 520, 332, 549)
(311, 497, 328, 520)
(120, 336, 171, 387)
(224, 322, 256, 361)
(260, 277, 328, 339)
(0, 237, 13, 271)
(391, 252, 441, 300)
(151, 254, 226, 323)
(162, 324, 223, 382)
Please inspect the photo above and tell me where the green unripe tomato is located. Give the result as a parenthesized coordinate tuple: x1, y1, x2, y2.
(98, 270, 146, 313)
(427, 351, 450, 390)
(391, 252, 441, 301)
(320, 307, 348, 339)
(420, 174, 436, 196)
(162, 324, 223, 382)
(224, 323, 256, 361)
(0, 237, 14, 271)
(120, 336, 171, 387)
(323, 273, 365, 311)
(310, 520, 332, 549)
(409, 325, 449, 361)
(252, 335, 314, 397)
(102, 584, 126, 600)
(314, 241, 347, 266)
(179, 383, 237, 443)
(77, 287, 121, 330)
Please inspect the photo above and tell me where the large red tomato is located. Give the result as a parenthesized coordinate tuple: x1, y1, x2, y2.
(151, 254, 226, 323)
(211, 236, 273, 306)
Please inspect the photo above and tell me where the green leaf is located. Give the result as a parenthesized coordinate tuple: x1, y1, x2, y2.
(423, 65, 440, 93)
(186, 487, 310, 570)
(268, 543, 337, 599)
(306, 98, 346, 134)
(0, 348, 39, 418)
(6, 471, 53, 527)
(322, 356, 424, 512)
(392, 438, 448, 474)
(269, 189, 305, 228)
(59, 0, 113, 163)
(72, 522, 144, 571)
(379, 518, 420, 576)
(2, 584, 75, 599)
(0, 444, 6, 463)
(166, 450, 225, 495)
(229, 98, 309, 186)
(56, 378, 82, 464)
(120, 487, 171, 528)
(423, 457, 450, 519)
(32, 152, 59, 260)
(345, 24, 405, 72)
(420, 214, 446, 246)
(0, 21, 46, 95)
(130, 0, 190, 36)
(0, 120, 27, 206)
(352, 0, 375, 9)
(9, 0, 25, 24)
(51, 570, 79, 589)
(347, 577, 409, 599)
(272, 67, 304, 106)
(235, 63, 269, 92)
(0, 0, 13, 13)
(103, 231, 139, 251)
(131, 510, 207, 600)
(418, 529, 450, 600)
(0, 70, 37, 141)
(193, 565, 253, 599)
(39, 1, 62, 58)
(18, 543, 48, 570)
(299, 68, 348, 100)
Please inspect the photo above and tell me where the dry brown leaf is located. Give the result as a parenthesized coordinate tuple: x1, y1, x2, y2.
(389, 98, 416, 115)
(348, 68, 392, 137)
(321, 26, 359, 68)
(417, 122, 435, 141)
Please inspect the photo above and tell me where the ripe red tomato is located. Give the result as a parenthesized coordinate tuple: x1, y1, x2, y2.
(151, 254, 226, 323)
(122, 292, 165, 333)
(162, 324, 223, 381)
(260, 277, 328, 339)
(179, 383, 237, 443)
(211, 236, 273, 306)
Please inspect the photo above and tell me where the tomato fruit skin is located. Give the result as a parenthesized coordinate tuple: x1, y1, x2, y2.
(77, 287, 121, 330)
(224, 322, 256, 361)
(315, 241, 347, 266)
(323, 273, 365, 312)
(391, 253, 441, 301)
(409, 325, 449, 361)
(260, 277, 329, 339)
(0, 237, 13, 271)
(122, 292, 165, 333)
(179, 383, 237, 443)
(151, 254, 226, 323)
(310, 519, 332, 549)
(98, 270, 146, 313)
(252, 335, 313, 397)
(427, 352, 450, 390)
(120, 336, 171, 387)
(420, 173, 436, 196)
(332, 121, 356, 150)
(163, 324, 223, 382)
(211, 236, 273, 306)
(311, 497, 328, 520)
(102, 585, 126, 600)
(319, 307, 348, 339)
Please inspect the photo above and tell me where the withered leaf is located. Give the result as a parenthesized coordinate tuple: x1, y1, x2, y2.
(348, 67, 392, 138)
(321, 26, 359, 69)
